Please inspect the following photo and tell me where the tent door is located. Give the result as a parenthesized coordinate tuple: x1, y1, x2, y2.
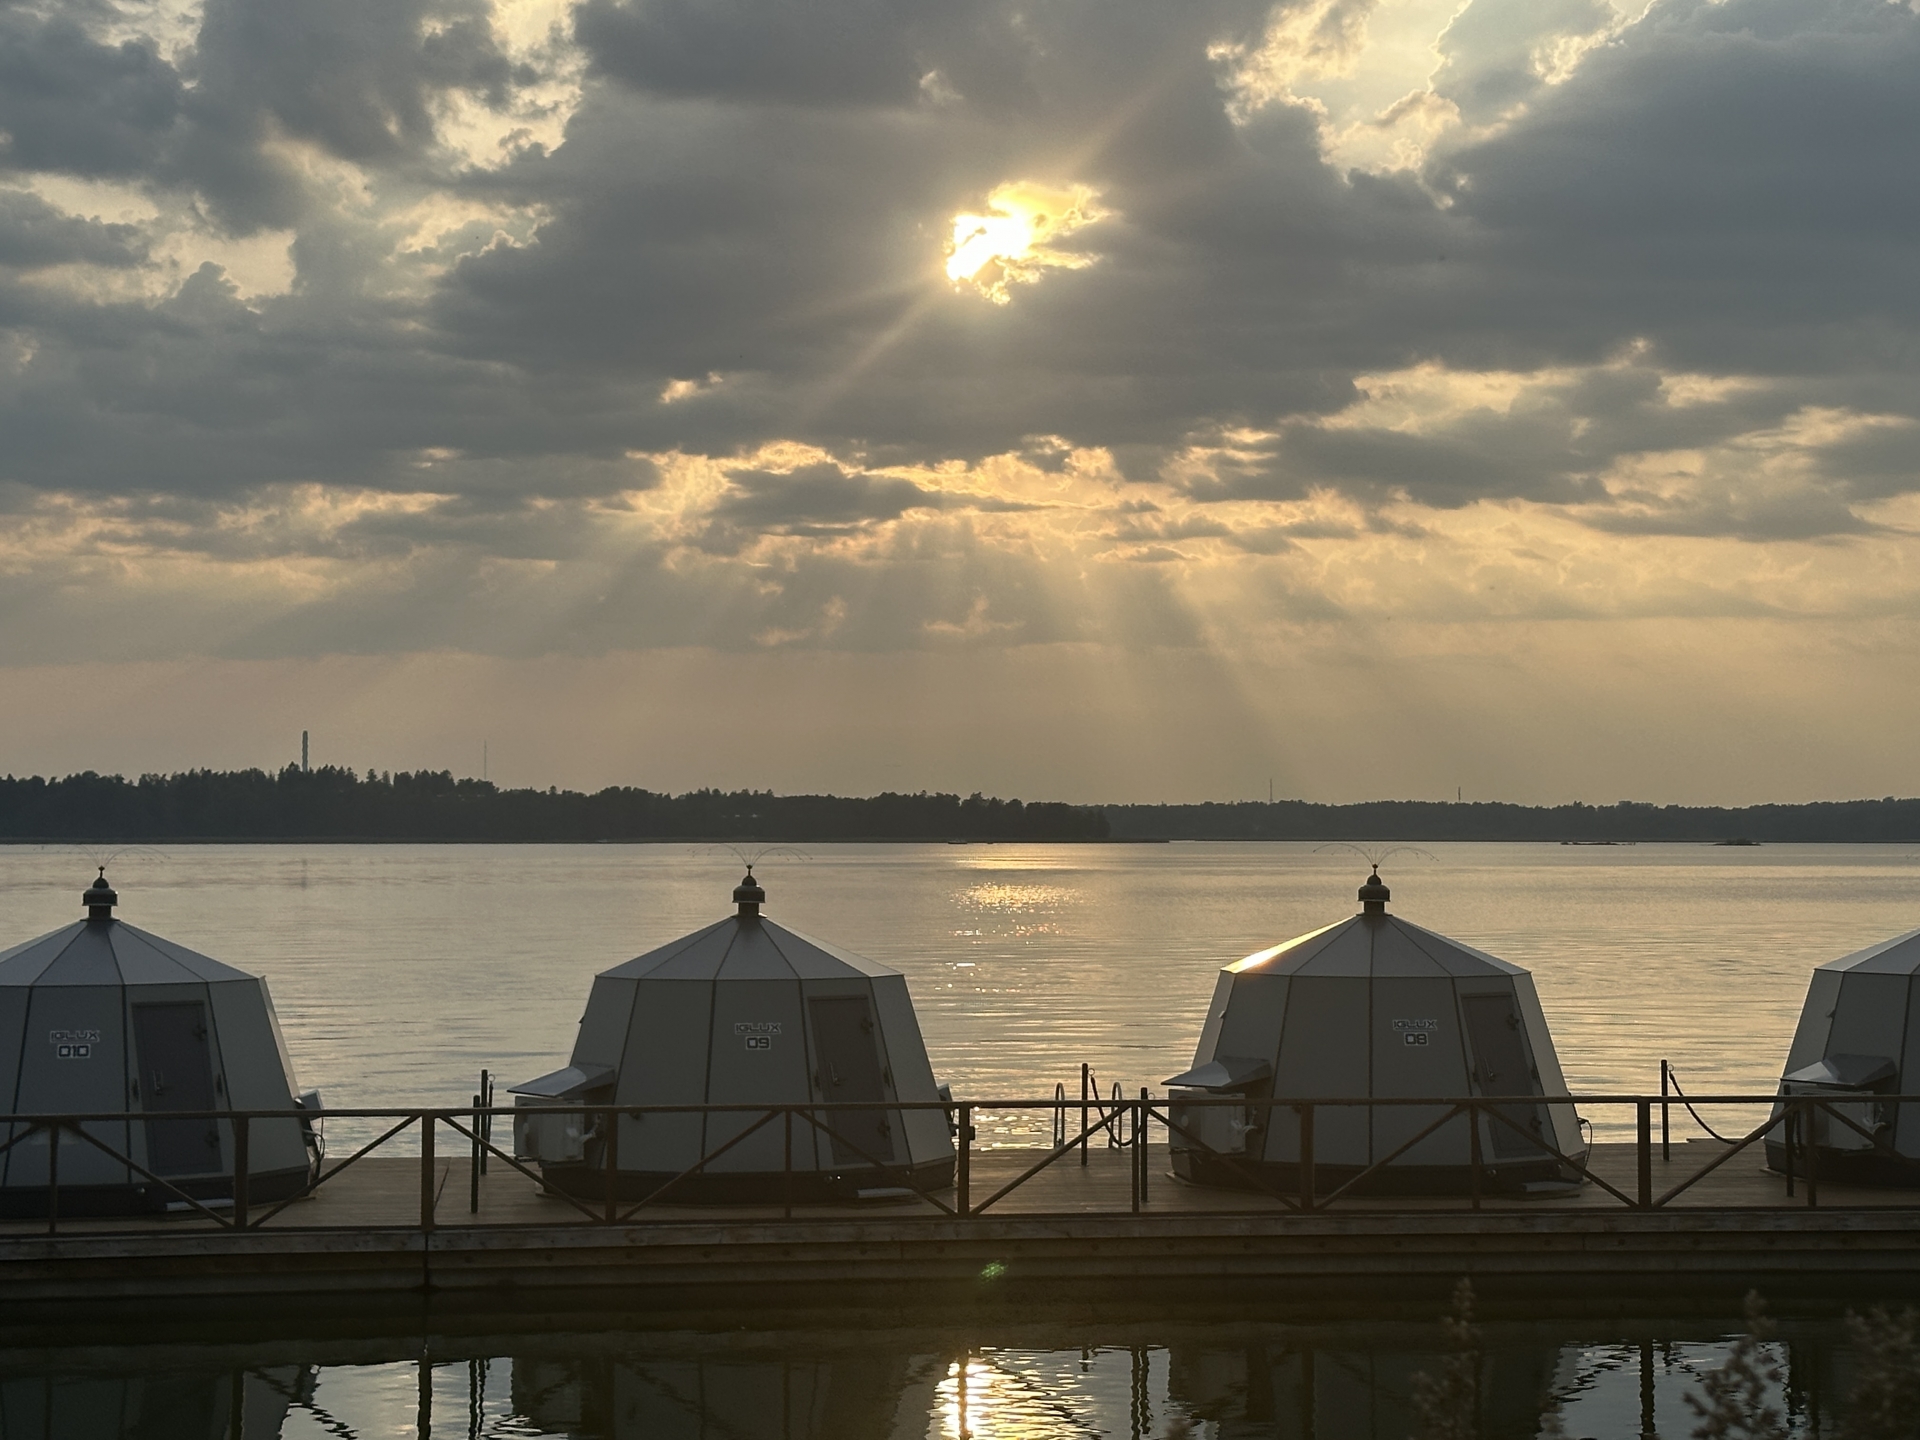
(808, 996, 895, 1165)
(1461, 993, 1546, 1162)
(132, 1002, 222, 1176)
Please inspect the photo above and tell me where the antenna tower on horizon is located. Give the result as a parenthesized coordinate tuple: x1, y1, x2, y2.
(301, 731, 310, 773)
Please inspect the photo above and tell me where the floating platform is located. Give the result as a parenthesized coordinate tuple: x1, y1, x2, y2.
(3, 1141, 1919, 1313)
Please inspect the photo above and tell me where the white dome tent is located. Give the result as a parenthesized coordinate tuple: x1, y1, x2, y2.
(0, 871, 319, 1218)
(1769, 928, 1920, 1185)
(1165, 868, 1585, 1195)
(512, 869, 954, 1203)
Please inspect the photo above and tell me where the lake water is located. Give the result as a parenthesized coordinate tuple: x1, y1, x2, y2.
(0, 1309, 1874, 1439)
(4, 841, 1917, 1437)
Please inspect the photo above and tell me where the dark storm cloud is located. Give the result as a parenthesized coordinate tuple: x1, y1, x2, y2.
(1188, 362, 1810, 510)
(0, 0, 531, 234)
(1424, 0, 1920, 377)
(0, 9, 185, 179)
(715, 462, 943, 531)
(180, 0, 535, 230)
(0, 188, 146, 268)
(573, 0, 1036, 108)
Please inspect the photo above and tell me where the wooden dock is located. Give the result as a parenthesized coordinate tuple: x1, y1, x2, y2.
(4, 1141, 1920, 1312)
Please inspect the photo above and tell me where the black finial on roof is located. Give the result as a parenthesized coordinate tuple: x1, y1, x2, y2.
(734, 865, 766, 918)
(1358, 864, 1390, 915)
(84, 867, 118, 922)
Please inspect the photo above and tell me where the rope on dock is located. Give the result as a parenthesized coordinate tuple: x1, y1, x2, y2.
(1665, 1065, 1736, 1143)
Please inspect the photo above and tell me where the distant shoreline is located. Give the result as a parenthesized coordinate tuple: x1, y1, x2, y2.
(4, 767, 1920, 845)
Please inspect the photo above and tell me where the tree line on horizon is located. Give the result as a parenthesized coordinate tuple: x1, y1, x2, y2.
(0, 767, 1110, 842)
(3, 767, 1920, 842)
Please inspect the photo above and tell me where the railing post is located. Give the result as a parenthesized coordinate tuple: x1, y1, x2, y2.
(420, 1112, 436, 1234)
(1081, 1063, 1090, 1167)
(46, 1122, 59, 1236)
(1138, 1088, 1150, 1208)
(1299, 1103, 1315, 1212)
(233, 1114, 250, 1229)
(1130, 1101, 1141, 1214)
(469, 1094, 482, 1215)
(1637, 1101, 1652, 1208)
(957, 1105, 972, 1217)
(1468, 1100, 1482, 1212)
(479, 1068, 491, 1175)
(1805, 1100, 1819, 1209)
(604, 1107, 619, 1225)
(783, 1108, 793, 1221)
(1660, 1060, 1671, 1161)
(1783, 1105, 1796, 1197)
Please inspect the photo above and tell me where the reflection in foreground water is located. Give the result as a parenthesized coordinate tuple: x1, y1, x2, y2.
(0, 1313, 1868, 1439)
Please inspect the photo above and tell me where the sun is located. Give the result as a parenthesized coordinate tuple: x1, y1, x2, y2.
(945, 181, 1106, 303)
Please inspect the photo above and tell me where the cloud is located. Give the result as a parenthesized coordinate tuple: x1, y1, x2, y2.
(0, 0, 1917, 692)
(0, 11, 186, 181)
(0, 187, 148, 269)
(713, 462, 942, 532)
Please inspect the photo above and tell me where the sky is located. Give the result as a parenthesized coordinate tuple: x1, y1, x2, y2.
(2, 0, 1919, 804)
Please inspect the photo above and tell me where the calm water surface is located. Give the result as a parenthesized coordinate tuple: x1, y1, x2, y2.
(0, 1312, 1871, 1439)
(4, 841, 1919, 1142)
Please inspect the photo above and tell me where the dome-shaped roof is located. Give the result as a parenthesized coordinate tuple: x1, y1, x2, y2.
(0, 920, 254, 987)
(1815, 927, 1920, 975)
(1231, 912, 1527, 979)
(601, 913, 900, 982)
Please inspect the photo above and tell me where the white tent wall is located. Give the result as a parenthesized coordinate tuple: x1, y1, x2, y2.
(1189, 972, 1237, 1070)
(1371, 976, 1471, 1168)
(1512, 976, 1582, 1157)
(207, 979, 307, 1177)
(1215, 973, 1288, 1068)
(612, 979, 726, 1175)
(1782, 970, 1844, 1077)
(705, 977, 811, 1175)
(262, 989, 302, 1102)
(871, 973, 950, 1167)
(0, 985, 26, 1157)
(573, 975, 639, 1075)
(12, 983, 130, 1188)
(1268, 977, 1369, 1166)
(1203, 971, 1285, 1164)
(1829, 972, 1908, 1066)
(1898, 984, 1920, 1154)
(1770, 968, 1848, 1145)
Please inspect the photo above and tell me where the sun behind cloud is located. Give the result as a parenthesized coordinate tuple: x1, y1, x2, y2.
(945, 182, 1106, 303)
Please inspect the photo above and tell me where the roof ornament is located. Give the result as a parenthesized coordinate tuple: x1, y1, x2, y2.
(83, 867, 118, 921)
(706, 843, 810, 919)
(733, 865, 767, 917)
(1357, 864, 1390, 914)
(1314, 842, 1436, 915)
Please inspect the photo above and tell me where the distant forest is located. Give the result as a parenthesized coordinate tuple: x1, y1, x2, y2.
(1101, 798, 1920, 844)
(4, 768, 1920, 843)
(0, 768, 1110, 842)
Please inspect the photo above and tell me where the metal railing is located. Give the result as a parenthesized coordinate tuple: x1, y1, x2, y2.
(1, 1090, 1916, 1238)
